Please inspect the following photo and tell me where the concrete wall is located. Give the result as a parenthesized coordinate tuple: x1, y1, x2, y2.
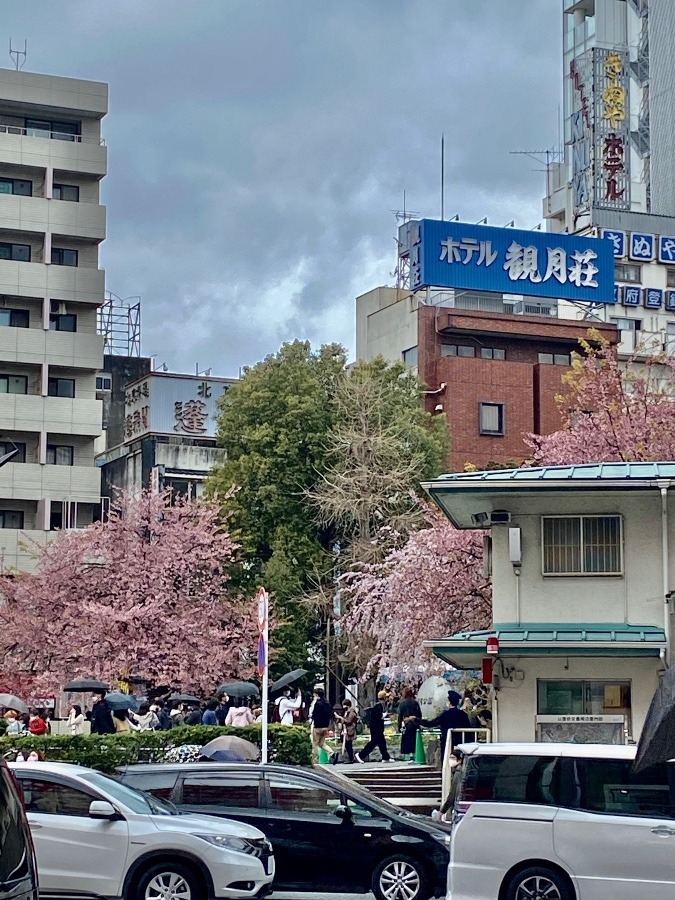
(354, 287, 417, 364)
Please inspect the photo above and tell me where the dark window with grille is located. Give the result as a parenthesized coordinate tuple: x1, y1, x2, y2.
(542, 515, 622, 575)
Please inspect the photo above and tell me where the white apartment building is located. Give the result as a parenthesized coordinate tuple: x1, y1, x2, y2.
(0, 68, 107, 570)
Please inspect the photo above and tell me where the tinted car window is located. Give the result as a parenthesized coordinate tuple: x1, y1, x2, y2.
(181, 774, 260, 809)
(268, 777, 341, 814)
(462, 755, 559, 805)
(121, 771, 178, 801)
(565, 758, 674, 819)
(0, 766, 32, 887)
(21, 778, 93, 816)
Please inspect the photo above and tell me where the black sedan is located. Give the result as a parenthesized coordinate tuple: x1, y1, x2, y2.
(118, 762, 450, 900)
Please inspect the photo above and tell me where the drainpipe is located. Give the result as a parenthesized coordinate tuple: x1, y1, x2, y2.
(660, 483, 671, 668)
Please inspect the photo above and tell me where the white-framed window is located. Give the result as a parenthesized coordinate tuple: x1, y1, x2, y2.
(542, 515, 622, 576)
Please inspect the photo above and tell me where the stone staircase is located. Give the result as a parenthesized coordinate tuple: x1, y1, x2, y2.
(334, 762, 443, 815)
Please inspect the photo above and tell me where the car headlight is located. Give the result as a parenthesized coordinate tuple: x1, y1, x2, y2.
(195, 834, 251, 854)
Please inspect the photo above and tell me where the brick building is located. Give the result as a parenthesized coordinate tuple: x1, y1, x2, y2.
(355, 287, 617, 472)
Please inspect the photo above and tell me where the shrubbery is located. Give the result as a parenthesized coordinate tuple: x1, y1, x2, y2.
(0, 724, 312, 771)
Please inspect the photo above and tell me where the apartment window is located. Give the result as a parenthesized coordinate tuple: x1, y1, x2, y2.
(46, 444, 74, 466)
(49, 314, 76, 332)
(612, 317, 641, 333)
(667, 269, 675, 288)
(47, 378, 75, 399)
(615, 263, 642, 284)
(0, 375, 27, 394)
(441, 344, 476, 358)
(0, 442, 25, 463)
(542, 515, 622, 575)
(96, 375, 112, 391)
(51, 248, 78, 267)
(0, 177, 32, 196)
(52, 183, 80, 202)
(25, 118, 80, 142)
(538, 352, 571, 366)
(402, 346, 418, 367)
(0, 309, 29, 328)
(0, 510, 24, 529)
(479, 402, 504, 436)
(480, 347, 506, 360)
(0, 242, 30, 262)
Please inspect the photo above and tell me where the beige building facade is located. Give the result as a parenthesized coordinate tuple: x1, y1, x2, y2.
(0, 68, 107, 570)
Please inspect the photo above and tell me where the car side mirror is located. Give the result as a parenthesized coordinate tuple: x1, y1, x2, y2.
(333, 804, 352, 821)
(89, 800, 119, 820)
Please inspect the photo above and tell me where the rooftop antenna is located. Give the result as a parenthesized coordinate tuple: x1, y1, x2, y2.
(391, 190, 420, 224)
(9, 39, 27, 71)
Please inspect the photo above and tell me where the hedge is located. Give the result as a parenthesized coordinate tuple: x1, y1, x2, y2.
(0, 724, 312, 772)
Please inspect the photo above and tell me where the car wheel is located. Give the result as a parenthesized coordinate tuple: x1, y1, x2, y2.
(371, 855, 429, 900)
(135, 862, 200, 900)
(504, 866, 572, 900)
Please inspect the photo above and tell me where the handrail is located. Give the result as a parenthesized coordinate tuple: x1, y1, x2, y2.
(0, 123, 105, 146)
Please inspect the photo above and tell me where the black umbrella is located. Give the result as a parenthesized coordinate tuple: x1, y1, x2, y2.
(63, 678, 109, 692)
(104, 692, 140, 712)
(169, 694, 200, 706)
(216, 681, 260, 699)
(634, 668, 675, 772)
(270, 668, 308, 693)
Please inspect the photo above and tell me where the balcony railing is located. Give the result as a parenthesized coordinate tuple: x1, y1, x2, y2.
(0, 124, 105, 145)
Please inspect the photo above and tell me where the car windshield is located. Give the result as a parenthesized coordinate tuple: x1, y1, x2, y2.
(76, 770, 176, 815)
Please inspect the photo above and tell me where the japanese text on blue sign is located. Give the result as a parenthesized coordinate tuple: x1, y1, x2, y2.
(410, 220, 614, 303)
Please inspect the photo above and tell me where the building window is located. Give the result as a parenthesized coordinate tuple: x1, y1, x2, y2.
(52, 183, 79, 202)
(0, 510, 23, 528)
(50, 248, 78, 267)
(96, 375, 112, 391)
(0, 177, 32, 196)
(25, 118, 80, 142)
(0, 442, 25, 463)
(538, 352, 571, 366)
(402, 346, 418, 367)
(480, 348, 506, 360)
(542, 515, 622, 575)
(0, 242, 30, 262)
(46, 444, 74, 466)
(0, 309, 29, 328)
(667, 269, 675, 288)
(615, 263, 641, 283)
(0, 375, 27, 394)
(479, 402, 504, 436)
(47, 378, 75, 399)
(49, 314, 76, 332)
(441, 344, 476, 358)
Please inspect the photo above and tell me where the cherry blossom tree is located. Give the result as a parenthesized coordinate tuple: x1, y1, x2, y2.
(340, 508, 491, 677)
(527, 331, 675, 464)
(0, 491, 256, 697)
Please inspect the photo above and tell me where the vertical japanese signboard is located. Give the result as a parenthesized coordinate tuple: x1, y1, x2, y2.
(409, 219, 614, 303)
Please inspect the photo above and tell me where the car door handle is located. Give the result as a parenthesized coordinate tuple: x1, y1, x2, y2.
(651, 826, 675, 837)
(26, 820, 43, 829)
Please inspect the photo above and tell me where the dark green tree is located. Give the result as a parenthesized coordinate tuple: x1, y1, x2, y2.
(207, 340, 346, 678)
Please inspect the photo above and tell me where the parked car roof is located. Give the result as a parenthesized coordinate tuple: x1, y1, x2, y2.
(457, 742, 637, 760)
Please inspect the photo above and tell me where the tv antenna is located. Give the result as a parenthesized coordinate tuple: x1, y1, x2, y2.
(391, 190, 420, 225)
(9, 39, 27, 71)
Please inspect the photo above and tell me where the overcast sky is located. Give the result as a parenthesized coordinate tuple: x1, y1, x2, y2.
(2, 1, 561, 375)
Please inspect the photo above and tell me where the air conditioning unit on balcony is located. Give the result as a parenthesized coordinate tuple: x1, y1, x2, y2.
(513, 299, 558, 317)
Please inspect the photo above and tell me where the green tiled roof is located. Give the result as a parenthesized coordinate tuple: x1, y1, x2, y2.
(442, 623, 666, 643)
(434, 462, 675, 484)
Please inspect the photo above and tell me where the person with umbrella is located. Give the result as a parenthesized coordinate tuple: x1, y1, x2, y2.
(90, 689, 115, 735)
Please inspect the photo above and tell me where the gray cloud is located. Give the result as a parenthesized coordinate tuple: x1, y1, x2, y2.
(1, 0, 560, 373)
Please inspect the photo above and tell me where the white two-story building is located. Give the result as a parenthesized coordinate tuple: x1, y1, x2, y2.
(423, 463, 675, 745)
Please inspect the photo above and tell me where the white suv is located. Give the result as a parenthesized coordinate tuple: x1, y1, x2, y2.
(10, 762, 274, 900)
(449, 742, 675, 900)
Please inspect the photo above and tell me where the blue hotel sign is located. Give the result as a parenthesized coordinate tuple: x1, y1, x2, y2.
(411, 220, 614, 303)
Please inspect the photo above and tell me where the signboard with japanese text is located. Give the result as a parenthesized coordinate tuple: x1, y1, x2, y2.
(123, 373, 236, 443)
(410, 219, 614, 303)
(600, 228, 626, 259)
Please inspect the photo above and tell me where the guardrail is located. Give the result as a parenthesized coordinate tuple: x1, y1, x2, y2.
(0, 124, 105, 145)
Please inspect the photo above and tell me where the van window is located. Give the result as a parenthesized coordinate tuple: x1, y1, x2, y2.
(564, 758, 674, 819)
(0, 765, 31, 886)
(462, 754, 559, 806)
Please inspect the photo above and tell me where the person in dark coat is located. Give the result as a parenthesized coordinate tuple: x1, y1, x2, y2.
(416, 690, 471, 763)
(184, 705, 202, 726)
(356, 691, 391, 763)
(89, 690, 115, 735)
(398, 687, 422, 758)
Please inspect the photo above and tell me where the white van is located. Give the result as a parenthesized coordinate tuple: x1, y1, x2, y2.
(449, 742, 675, 900)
